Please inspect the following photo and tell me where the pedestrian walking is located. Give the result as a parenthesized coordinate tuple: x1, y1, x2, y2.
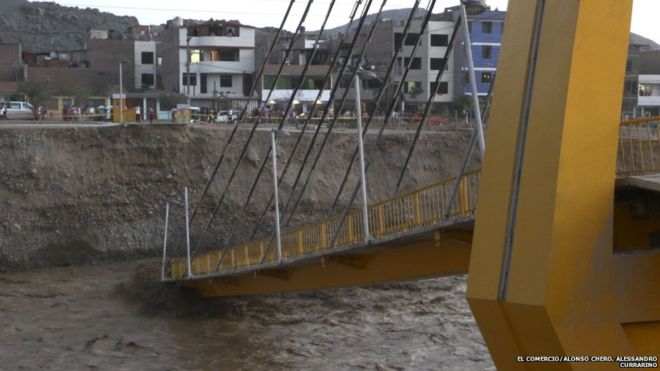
(148, 107, 156, 124)
(32, 105, 39, 122)
(135, 105, 142, 123)
(1, 104, 7, 120)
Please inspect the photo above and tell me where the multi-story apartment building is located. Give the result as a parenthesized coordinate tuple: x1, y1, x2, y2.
(255, 29, 334, 115)
(160, 18, 257, 108)
(0, 43, 25, 97)
(450, 8, 506, 100)
(355, 11, 457, 114)
(133, 41, 157, 90)
(394, 12, 456, 113)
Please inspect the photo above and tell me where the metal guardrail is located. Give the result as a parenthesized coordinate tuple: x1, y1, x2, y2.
(169, 119, 660, 280)
(618, 116, 660, 176)
(170, 170, 480, 279)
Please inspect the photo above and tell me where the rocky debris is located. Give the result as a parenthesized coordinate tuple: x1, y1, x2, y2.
(0, 125, 474, 271)
(0, 0, 139, 53)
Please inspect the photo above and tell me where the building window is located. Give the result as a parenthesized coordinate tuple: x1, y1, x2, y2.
(395, 57, 404, 75)
(199, 48, 240, 62)
(200, 73, 208, 94)
(430, 58, 446, 70)
(482, 45, 493, 59)
(405, 33, 419, 46)
(220, 75, 233, 88)
(141, 73, 154, 87)
(339, 76, 351, 88)
(430, 82, 449, 95)
(264, 75, 297, 89)
(362, 79, 381, 89)
(141, 52, 154, 65)
(639, 84, 654, 97)
(182, 73, 197, 86)
(394, 33, 404, 50)
(404, 57, 422, 70)
(405, 81, 422, 95)
(482, 22, 493, 34)
(481, 72, 493, 84)
(190, 49, 201, 64)
(218, 49, 240, 62)
(431, 34, 449, 47)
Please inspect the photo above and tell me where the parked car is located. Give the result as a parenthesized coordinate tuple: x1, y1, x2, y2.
(215, 110, 239, 124)
(5, 101, 34, 119)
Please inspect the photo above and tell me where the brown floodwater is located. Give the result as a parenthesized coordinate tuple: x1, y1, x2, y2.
(0, 261, 494, 370)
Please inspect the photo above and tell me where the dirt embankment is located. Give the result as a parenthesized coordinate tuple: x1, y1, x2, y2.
(0, 125, 474, 271)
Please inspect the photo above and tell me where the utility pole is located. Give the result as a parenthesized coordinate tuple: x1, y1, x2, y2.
(353, 73, 370, 244)
(186, 33, 192, 107)
(460, 3, 486, 156)
(271, 130, 283, 264)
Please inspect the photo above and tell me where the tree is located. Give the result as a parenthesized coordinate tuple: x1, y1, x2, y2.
(450, 94, 473, 117)
(16, 81, 50, 106)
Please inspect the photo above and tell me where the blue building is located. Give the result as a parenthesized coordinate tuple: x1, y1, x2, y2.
(451, 9, 506, 100)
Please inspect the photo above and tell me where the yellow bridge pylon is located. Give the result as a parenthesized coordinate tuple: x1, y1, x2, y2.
(468, 0, 659, 368)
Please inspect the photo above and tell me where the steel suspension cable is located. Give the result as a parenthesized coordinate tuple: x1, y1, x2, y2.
(444, 72, 496, 218)
(208, 0, 340, 260)
(256, 0, 379, 263)
(252, 0, 376, 236)
(330, 0, 422, 210)
(281, 0, 388, 227)
(188, 0, 296, 226)
(247, 0, 371, 241)
(284, 0, 436, 225)
(394, 19, 462, 193)
(199, 0, 317, 235)
(322, 0, 442, 248)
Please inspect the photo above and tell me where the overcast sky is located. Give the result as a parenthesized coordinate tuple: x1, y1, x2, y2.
(36, 0, 660, 43)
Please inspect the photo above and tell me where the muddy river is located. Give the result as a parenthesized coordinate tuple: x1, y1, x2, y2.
(0, 261, 494, 370)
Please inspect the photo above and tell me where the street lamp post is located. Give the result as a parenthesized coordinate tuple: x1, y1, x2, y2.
(271, 129, 289, 264)
(460, 0, 488, 156)
(351, 67, 378, 244)
(119, 59, 130, 125)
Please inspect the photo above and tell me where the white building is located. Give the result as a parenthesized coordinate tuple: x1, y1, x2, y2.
(160, 19, 257, 108)
(134, 41, 157, 90)
(637, 74, 660, 116)
(392, 14, 456, 111)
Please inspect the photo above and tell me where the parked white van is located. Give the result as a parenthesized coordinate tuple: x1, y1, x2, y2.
(5, 101, 34, 119)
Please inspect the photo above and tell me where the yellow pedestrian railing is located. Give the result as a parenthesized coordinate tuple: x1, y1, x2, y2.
(169, 119, 660, 281)
(618, 116, 660, 176)
(170, 170, 480, 279)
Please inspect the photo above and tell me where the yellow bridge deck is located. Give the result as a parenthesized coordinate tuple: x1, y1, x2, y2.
(169, 117, 660, 282)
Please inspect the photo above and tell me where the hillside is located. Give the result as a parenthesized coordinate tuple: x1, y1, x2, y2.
(0, 0, 139, 53)
(319, 7, 426, 37)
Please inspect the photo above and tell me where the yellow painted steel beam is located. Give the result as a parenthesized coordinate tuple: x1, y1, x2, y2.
(468, 0, 659, 369)
(182, 230, 471, 297)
